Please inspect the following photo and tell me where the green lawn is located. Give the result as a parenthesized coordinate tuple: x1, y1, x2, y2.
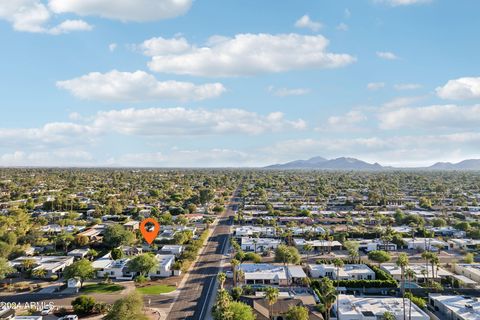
(136, 285, 176, 295)
(81, 283, 125, 294)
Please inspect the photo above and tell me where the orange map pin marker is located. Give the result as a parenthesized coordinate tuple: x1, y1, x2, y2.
(140, 218, 160, 245)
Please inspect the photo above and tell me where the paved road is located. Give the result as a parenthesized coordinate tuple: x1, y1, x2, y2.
(166, 191, 238, 320)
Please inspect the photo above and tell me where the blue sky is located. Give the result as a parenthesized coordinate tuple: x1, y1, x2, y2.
(0, 0, 479, 167)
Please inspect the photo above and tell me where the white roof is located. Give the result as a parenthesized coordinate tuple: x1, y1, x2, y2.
(337, 295, 429, 320)
(239, 263, 287, 281)
(430, 294, 480, 320)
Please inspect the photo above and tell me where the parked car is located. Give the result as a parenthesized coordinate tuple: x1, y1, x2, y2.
(59, 315, 79, 320)
(225, 270, 233, 278)
(40, 305, 54, 315)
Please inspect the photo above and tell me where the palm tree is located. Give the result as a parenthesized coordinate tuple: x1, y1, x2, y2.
(32, 268, 47, 279)
(230, 259, 240, 287)
(218, 272, 226, 290)
(333, 258, 344, 318)
(421, 251, 432, 284)
(317, 278, 337, 320)
(405, 268, 416, 320)
(429, 253, 439, 285)
(264, 286, 279, 320)
(304, 244, 313, 263)
(396, 253, 409, 320)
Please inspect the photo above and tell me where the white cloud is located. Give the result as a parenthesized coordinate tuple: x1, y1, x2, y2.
(48, 0, 192, 22)
(394, 83, 422, 90)
(375, 0, 432, 6)
(93, 107, 307, 136)
(267, 86, 310, 97)
(327, 111, 367, 126)
(436, 77, 480, 100)
(109, 148, 257, 167)
(376, 51, 399, 60)
(337, 23, 349, 31)
(108, 43, 117, 52)
(344, 9, 351, 18)
(0, 122, 98, 148)
(57, 70, 226, 102)
(378, 104, 480, 129)
(146, 33, 356, 77)
(0, 150, 94, 166)
(0, 1, 92, 34)
(139, 36, 192, 56)
(382, 96, 424, 109)
(48, 19, 93, 35)
(294, 15, 322, 32)
(367, 82, 385, 90)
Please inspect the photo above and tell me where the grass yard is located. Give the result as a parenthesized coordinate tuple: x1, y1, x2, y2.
(81, 283, 125, 294)
(136, 285, 176, 295)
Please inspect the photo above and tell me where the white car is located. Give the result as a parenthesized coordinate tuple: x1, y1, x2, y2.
(225, 270, 233, 278)
(59, 316, 79, 320)
(40, 305, 54, 315)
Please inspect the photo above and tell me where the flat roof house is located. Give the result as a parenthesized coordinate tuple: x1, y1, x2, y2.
(239, 263, 288, 286)
(453, 264, 480, 283)
(10, 256, 74, 279)
(403, 238, 449, 252)
(241, 237, 281, 253)
(429, 294, 480, 320)
(335, 295, 429, 320)
(356, 239, 397, 252)
(381, 263, 452, 283)
(308, 264, 375, 280)
(293, 238, 343, 252)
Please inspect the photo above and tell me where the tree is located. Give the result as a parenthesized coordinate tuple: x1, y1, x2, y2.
(464, 252, 474, 264)
(304, 244, 313, 262)
(405, 268, 416, 320)
(264, 286, 279, 320)
(104, 224, 135, 248)
(0, 258, 14, 280)
(57, 232, 75, 253)
(75, 235, 89, 247)
(71, 295, 96, 315)
(286, 305, 309, 320)
(317, 277, 336, 320)
(231, 259, 240, 287)
(104, 292, 147, 320)
(227, 301, 255, 320)
(274, 245, 301, 266)
(333, 258, 344, 317)
(110, 248, 123, 260)
(218, 272, 226, 290)
(63, 259, 95, 288)
(397, 253, 409, 320)
(127, 253, 157, 277)
(368, 250, 391, 266)
(383, 311, 396, 320)
(32, 268, 47, 279)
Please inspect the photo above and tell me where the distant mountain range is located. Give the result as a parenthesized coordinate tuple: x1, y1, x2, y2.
(265, 156, 480, 170)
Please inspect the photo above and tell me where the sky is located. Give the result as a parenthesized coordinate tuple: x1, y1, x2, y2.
(0, 0, 479, 167)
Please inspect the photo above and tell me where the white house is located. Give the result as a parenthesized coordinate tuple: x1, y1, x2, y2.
(403, 238, 449, 251)
(160, 245, 184, 256)
(381, 263, 452, 283)
(241, 237, 281, 252)
(149, 254, 175, 278)
(293, 238, 342, 252)
(429, 294, 480, 320)
(448, 239, 480, 251)
(234, 226, 276, 237)
(10, 256, 74, 278)
(356, 239, 397, 252)
(308, 264, 376, 280)
(453, 263, 480, 283)
(335, 295, 429, 320)
(239, 263, 288, 286)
